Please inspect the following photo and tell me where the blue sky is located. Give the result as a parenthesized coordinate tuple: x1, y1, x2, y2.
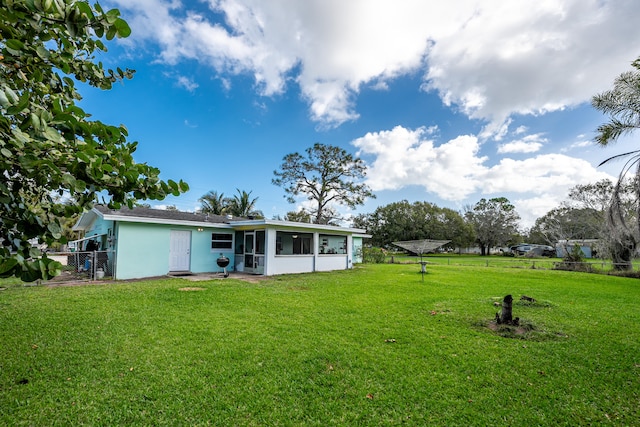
(81, 0, 640, 228)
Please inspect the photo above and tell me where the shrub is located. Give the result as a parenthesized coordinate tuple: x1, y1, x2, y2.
(363, 247, 387, 264)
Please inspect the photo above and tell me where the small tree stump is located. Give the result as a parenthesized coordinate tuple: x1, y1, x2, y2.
(495, 294, 519, 326)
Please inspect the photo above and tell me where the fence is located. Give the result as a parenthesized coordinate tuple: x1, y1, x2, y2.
(385, 255, 639, 274)
(47, 250, 115, 281)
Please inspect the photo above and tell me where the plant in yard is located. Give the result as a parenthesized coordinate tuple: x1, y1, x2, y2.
(465, 197, 520, 255)
(592, 57, 640, 270)
(273, 143, 375, 224)
(0, 0, 188, 281)
(362, 246, 387, 263)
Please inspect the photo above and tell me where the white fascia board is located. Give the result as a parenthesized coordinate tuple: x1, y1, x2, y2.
(230, 219, 367, 235)
(72, 207, 101, 231)
(99, 213, 235, 229)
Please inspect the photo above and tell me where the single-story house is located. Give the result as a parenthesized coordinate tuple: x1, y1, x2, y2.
(555, 239, 599, 259)
(72, 205, 369, 280)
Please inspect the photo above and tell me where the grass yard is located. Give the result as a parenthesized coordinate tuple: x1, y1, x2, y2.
(1, 264, 639, 425)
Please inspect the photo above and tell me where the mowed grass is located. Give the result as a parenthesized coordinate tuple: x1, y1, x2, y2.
(1, 264, 639, 426)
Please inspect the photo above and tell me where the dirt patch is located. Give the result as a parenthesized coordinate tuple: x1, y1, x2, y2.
(487, 321, 529, 336)
(483, 319, 568, 341)
(178, 287, 206, 291)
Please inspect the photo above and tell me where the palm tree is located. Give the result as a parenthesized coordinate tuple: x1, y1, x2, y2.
(227, 189, 263, 218)
(592, 57, 640, 269)
(199, 191, 226, 215)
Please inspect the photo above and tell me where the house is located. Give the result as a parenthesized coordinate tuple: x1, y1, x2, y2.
(555, 239, 599, 259)
(72, 205, 369, 280)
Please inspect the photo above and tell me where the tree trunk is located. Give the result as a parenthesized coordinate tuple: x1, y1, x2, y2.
(495, 295, 519, 325)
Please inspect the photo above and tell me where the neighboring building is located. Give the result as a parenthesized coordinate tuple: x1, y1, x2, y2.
(72, 205, 368, 280)
(555, 239, 600, 259)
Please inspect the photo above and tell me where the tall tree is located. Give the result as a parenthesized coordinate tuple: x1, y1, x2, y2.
(354, 200, 474, 250)
(592, 57, 640, 269)
(465, 198, 520, 256)
(227, 189, 263, 218)
(272, 143, 375, 224)
(529, 207, 601, 248)
(199, 191, 227, 215)
(0, 1, 188, 281)
(284, 210, 312, 223)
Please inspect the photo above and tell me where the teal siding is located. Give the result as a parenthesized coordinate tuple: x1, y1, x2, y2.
(192, 229, 235, 274)
(83, 217, 114, 251)
(114, 222, 235, 280)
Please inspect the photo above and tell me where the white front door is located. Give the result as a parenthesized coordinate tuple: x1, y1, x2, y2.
(169, 230, 191, 271)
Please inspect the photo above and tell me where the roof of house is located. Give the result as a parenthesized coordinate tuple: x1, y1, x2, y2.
(93, 204, 240, 224)
(74, 205, 369, 236)
(73, 205, 242, 231)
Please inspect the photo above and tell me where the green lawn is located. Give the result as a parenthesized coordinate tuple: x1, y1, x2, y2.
(1, 264, 639, 426)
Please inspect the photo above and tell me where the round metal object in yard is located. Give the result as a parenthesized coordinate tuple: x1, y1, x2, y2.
(216, 255, 230, 268)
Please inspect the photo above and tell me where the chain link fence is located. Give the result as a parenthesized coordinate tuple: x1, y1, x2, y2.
(47, 250, 115, 281)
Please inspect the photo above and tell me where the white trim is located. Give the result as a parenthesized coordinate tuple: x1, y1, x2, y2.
(82, 207, 235, 230)
(69, 233, 107, 245)
(232, 219, 367, 235)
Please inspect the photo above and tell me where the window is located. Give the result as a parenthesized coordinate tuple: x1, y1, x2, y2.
(276, 231, 313, 255)
(211, 233, 233, 249)
(319, 234, 347, 254)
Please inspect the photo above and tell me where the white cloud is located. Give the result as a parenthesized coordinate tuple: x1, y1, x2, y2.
(111, 0, 640, 130)
(353, 126, 486, 200)
(424, 0, 640, 137)
(353, 125, 614, 226)
(498, 133, 547, 154)
(111, 0, 640, 129)
(176, 75, 199, 92)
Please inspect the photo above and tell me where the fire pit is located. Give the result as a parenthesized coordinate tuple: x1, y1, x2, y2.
(216, 254, 230, 278)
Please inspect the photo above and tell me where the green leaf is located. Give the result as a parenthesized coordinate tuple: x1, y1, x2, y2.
(62, 173, 76, 188)
(114, 18, 131, 38)
(2, 86, 19, 105)
(74, 179, 87, 192)
(0, 258, 18, 275)
(0, 90, 9, 108)
(47, 222, 62, 239)
(1, 148, 12, 158)
(20, 262, 41, 282)
(35, 45, 50, 60)
(5, 39, 25, 51)
(106, 25, 117, 40)
(47, 260, 62, 277)
(105, 9, 120, 24)
(75, 1, 94, 18)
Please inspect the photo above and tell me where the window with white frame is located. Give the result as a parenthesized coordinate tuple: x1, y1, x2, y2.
(211, 233, 233, 250)
(319, 234, 347, 254)
(276, 231, 313, 255)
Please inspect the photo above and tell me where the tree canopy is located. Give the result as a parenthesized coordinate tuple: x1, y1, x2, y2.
(226, 189, 263, 218)
(465, 197, 520, 256)
(353, 200, 474, 250)
(198, 189, 263, 218)
(592, 57, 640, 269)
(199, 191, 227, 215)
(0, 1, 188, 281)
(272, 143, 375, 224)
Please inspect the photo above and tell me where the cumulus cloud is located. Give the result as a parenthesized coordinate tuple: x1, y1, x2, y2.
(110, 0, 640, 130)
(424, 0, 640, 137)
(353, 125, 614, 226)
(497, 133, 547, 154)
